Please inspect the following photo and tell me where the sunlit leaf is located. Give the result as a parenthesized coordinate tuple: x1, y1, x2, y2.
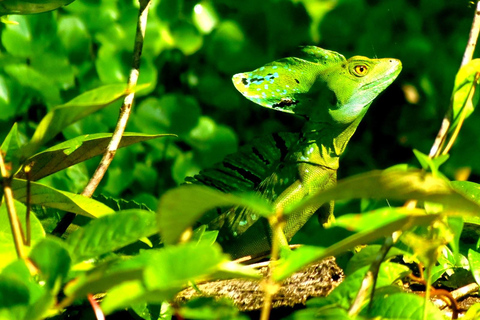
(0, 123, 23, 165)
(68, 209, 157, 262)
(0, 260, 53, 320)
(0, 0, 74, 15)
(412, 149, 449, 176)
(463, 303, 480, 320)
(345, 244, 411, 275)
(306, 263, 409, 311)
(11, 179, 114, 218)
(0, 201, 45, 270)
(468, 249, 480, 286)
(367, 292, 447, 319)
(100, 242, 228, 314)
(274, 212, 437, 281)
(29, 238, 71, 290)
(451, 59, 480, 130)
(285, 169, 480, 218)
(21, 84, 130, 159)
(157, 185, 273, 244)
(16, 133, 175, 181)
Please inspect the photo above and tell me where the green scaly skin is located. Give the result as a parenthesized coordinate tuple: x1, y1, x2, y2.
(191, 47, 402, 258)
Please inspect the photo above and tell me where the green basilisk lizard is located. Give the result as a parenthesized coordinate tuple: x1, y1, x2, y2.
(189, 46, 402, 258)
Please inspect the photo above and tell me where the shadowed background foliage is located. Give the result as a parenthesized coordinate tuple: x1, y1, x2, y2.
(0, 0, 476, 212)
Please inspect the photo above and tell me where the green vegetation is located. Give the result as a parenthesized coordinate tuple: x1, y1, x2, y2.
(1, 0, 480, 319)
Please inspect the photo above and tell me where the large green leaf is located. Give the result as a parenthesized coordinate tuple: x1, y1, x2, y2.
(450, 180, 480, 225)
(367, 292, 447, 319)
(451, 59, 480, 130)
(285, 169, 480, 217)
(0, 260, 53, 320)
(274, 210, 437, 281)
(0, 201, 45, 271)
(29, 238, 71, 290)
(0, 123, 23, 164)
(11, 179, 114, 218)
(0, 0, 74, 15)
(99, 242, 228, 314)
(16, 133, 175, 181)
(306, 263, 409, 311)
(157, 185, 273, 244)
(20, 84, 130, 159)
(67, 209, 157, 262)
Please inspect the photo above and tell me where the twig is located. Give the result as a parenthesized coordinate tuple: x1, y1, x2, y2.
(53, 0, 152, 236)
(88, 294, 105, 320)
(260, 212, 285, 320)
(25, 164, 32, 246)
(429, 0, 480, 157)
(432, 282, 479, 309)
(348, 231, 402, 316)
(82, 0, 151, 198)
(0, 152, 25, 258)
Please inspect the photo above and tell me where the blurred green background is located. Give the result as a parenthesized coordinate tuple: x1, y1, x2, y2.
(0, 0, 476, 212)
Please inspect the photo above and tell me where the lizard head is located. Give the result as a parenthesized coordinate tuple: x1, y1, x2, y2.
(232, 46, 402, 126)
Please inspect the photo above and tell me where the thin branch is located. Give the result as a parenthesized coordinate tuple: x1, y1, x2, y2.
(0, 152, 26, 259)
(348, 231, 401, 316)
(82, 0, 151, 198)
(25, 164, 32, 246)
(53, 0, 152, 236)
(259, 212, 285, 320)
(429, 0, 480, 158)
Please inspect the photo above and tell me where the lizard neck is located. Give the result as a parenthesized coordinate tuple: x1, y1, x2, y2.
(298, 111, 367, 169)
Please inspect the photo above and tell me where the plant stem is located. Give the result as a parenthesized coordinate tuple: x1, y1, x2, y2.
(53, 0, 152, 236)
(429, 0, 480, 158)
(348, 231, 401, 316)
(0, 152, 25, 259)
(259, 212, 284, 320)
(82, 0, 151, 198)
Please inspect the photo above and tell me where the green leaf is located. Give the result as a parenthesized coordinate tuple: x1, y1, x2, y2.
(0, 200, 45, 271)
(463, 303, 480, 320)
(451, 59, 480, 130)
(101, 242, 228, 314)
(1, 123, 23, 164)
(307, 263, 410, 311)
(450, 181, 480, 225)
(345, 244, 411, 275)
(157, 185, 273, 244)
(16, 133, 175, 181)
(29, 238, 71, 291)
(0, 260, 53, 320)
(468, 249, 480, 286)
(11, 179, 114, 218)
(0, 0, 74, 15)
(0, 275, 31, 319)
(367, 292, 447, 319)
(130, 302, 173, 320)
(285, 169, 480, 218)
(412, 149, 449, 176)
(290, 306, 361, 320)
(274, 211, 437, 281)
(178, 297, 245, 320)
(67, 209, 157, 262)
(21, 84, 130, 159)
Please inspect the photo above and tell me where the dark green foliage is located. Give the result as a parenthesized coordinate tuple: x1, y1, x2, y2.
(2, 0, 480, 319)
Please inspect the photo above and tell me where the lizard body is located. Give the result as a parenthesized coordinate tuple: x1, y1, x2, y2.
(190, 47, 402, 258)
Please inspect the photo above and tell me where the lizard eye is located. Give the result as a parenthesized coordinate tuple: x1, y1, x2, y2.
(353, 64, 368, 76)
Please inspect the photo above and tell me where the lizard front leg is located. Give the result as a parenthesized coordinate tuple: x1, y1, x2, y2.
(273, 163, 337, 243)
